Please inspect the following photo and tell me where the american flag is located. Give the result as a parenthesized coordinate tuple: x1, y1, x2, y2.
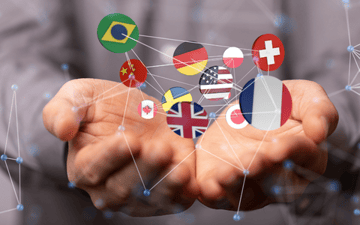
(199, 66, 233, 101)
(167, 102, 209, 139)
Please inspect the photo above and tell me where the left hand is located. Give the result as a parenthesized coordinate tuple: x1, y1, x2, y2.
(195, 80, 339, 211)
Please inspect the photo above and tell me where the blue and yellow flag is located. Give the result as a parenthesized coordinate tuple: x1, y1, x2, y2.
(161, 87, 193, 112)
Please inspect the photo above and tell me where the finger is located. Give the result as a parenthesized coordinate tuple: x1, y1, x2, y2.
(73, 132, 141, 187)
(164, 163, 199, 199)
(286, 80, 339, 144)
(104, 140, 174, 193)
(42, 80, 89, 141)
(266, 135, 327, 176)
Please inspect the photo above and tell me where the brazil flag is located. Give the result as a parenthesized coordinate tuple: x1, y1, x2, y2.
(97, 13, 139, 53)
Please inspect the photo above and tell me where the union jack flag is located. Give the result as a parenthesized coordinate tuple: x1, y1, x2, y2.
(167, 102, 209, 139)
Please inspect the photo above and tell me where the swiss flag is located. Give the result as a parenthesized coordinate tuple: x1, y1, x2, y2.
(252, 34, 285, 72)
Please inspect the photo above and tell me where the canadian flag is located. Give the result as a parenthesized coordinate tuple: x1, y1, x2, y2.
(138, 100, 157, 120)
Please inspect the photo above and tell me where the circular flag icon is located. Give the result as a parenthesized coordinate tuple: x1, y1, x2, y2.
(167, 102, 209, 139)
(239, 76, 292, 131)
(226, 105, 248, 129)
(161, 87, 193, 112)
(199, 66, 233, 101)
(252, 34, 285, 72)
(138, 100, 157, 120)
(173, 42, 208, 76)
(97, 13, 139, 53)
(223, 47, 244, 68)
(120, 59, 147, 88)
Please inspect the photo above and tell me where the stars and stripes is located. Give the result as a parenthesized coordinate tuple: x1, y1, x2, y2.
(199, 66, 233, 101)
(167, 102, 209, 139)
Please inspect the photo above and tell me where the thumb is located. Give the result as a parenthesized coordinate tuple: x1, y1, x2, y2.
(42, 80, 90, 141)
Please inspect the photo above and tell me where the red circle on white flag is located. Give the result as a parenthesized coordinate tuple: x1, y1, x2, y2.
(226, 104, 248, 129)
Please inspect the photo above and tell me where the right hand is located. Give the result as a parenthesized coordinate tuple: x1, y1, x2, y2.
(43, 78, 199, 216)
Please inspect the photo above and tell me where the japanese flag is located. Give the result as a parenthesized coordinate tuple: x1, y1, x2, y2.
(138, 100, 157, 120)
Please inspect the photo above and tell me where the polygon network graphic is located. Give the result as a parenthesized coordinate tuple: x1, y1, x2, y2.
(2, 0, 360, 224)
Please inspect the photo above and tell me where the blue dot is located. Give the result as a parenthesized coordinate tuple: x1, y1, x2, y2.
(283, 160, 294, 170)
(17, 204, 24, 211)
(354, 208, 360, 216)
(351, 195, 359, 203)
(209, 112, 216, 119)
(343, 0, 350, 4)
(140, 83, 147, 89)
(16, 157, 23, 164)
(1, 154, 7, 161)
(272, 185, 282, 195)
(103, 210, 113, 219)
(61, 63, 69, 71)
(348, 46, 354, 52)
(11, 84, 18, 91)
(327, 180, 340, 192)
(257, 73, 263, 78)
(111, 24, 128, 40)
(143, 189, 151, 196)
(346, 85, 352, 91)
(233, 214, 241, 221)
(243, 170, 249, 175)
(68, 182, 76, 189)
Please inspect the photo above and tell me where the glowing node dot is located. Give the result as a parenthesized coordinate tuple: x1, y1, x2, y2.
(129, 74, 135, 80)
(1, 154, 7, 161)
(257, 73, 263, 78)
(233, 214, 241, 221)
(272, 185, 282, 195)
(354, 209, 360, 216)
(17, 204, 24, 211)
(243, 170, 249, 176)
(347, 46, 354, 52)
(68, 181, 76, 189)
(195, 144, 202, 149)
(72, 106, 78, 112)
(11, 84, 18, 91)
(352, 195, 359, 203)
(61, 63, 69, 71)
(95, 199, 104, 208)
(143, 189, 151, 196)
(283, 160, 294, 170)
(346, 85, 352, 91)
(140, 83, 147, 89)
(118, 125, 125, 131)
(209, 112, 216, 119)
(16, 157, 23, 164)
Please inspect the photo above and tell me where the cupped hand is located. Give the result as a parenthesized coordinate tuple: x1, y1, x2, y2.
(43, 78, 199, 216)
(196, 80, 338, 211)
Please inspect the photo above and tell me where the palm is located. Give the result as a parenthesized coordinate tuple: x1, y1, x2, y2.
(196, 80, 338, 211)
(44, 79, 198, 216)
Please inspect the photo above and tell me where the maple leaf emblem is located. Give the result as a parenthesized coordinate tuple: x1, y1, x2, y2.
(143, 105, 152, 115)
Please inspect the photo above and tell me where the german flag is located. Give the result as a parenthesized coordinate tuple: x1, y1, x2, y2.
(173, 42, 208, 76)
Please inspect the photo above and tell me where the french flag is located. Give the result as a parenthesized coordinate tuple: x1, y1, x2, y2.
(239, 76, 292, 131)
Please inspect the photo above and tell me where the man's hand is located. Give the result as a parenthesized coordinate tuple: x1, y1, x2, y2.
(196, 80, 338, 211)
(43, 78, 199, 216)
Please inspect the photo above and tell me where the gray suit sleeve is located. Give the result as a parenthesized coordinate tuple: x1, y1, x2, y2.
(0, 0, 82, 181)
(285, 0, 360, 154)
